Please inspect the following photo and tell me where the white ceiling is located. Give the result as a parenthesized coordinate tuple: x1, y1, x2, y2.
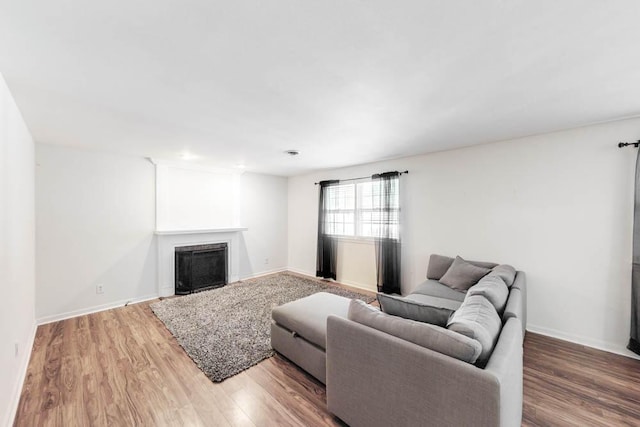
(1, 1, 640, 176)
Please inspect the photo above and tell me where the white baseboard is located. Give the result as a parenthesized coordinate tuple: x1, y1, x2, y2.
(285, 267, 377, 294)
(37, 268, 287, 325)
(284, 267, 318, 279)
(239, 267, 287, 281)
(5, 319, 37, 427)
(526, 324, 640, 361)
(336, 278, 377, 293)
(36, 294, 159, 325)
(285, 267, 314, 277)
(159, 268, 288, 296)
(35, 268, 286, 325)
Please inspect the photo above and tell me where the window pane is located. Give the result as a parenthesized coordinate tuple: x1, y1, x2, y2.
(324, 179, 398, 238)
(344, 223, 354, 235)
(358, 180, 399, 212)
(357, 181, 374, 210)
(326, 184, 355, 210)
(324, 183, 356, 236)
(358, 208, 399, 238)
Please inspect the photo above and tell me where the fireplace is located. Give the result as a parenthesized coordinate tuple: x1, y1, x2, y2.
(174, 243, 228, 295)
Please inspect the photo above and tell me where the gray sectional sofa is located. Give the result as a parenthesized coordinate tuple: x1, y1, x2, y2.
(327, 255, 526, 427)
(271, 254, 526, 427)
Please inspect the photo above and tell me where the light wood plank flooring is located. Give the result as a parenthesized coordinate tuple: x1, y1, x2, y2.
(14, 301, 640, 426)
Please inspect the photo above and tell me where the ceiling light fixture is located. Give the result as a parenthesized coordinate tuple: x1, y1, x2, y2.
(285, 150, 300, 156)
(180, 151, 198, 161)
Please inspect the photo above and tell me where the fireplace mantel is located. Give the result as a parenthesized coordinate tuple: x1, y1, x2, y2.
(155, 227, 247, 297)
(155, 227, 248, 236)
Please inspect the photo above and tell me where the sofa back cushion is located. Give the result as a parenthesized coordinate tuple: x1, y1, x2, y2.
(467, 275, 509, 313)
(447, 295, 502, 366)
(377, 293, 460, 327)
(427, 254, 497, 280)
(348, 299, 482, 364)
(439, 256, 492, 292)
(486, 264, 517, 287)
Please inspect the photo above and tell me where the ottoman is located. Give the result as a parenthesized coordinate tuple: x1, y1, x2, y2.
(271, 292, 351, 384)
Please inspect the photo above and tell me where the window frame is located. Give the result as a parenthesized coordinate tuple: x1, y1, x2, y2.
(323, 178, 399, 241)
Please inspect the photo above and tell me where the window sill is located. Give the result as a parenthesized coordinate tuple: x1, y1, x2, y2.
(332, 236, 375, 245)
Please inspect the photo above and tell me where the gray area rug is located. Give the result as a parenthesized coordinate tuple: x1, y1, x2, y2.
(150, 272, 375, 382)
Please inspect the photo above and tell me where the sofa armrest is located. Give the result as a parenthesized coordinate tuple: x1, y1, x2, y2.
(511, 271, 527, 329)
(503, 289, 525, 338)
(484, 317, 523, 426)
(326, 315, 505, 427)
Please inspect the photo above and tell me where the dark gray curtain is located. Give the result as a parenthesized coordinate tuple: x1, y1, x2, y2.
(629, 148, 640, 355)
(316, 180, 339, 280)
(373, 172, 401, 294)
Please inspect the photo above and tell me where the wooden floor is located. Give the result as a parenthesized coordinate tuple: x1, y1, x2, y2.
(14, 302, 640, 427)
(522, 333, 640, 426)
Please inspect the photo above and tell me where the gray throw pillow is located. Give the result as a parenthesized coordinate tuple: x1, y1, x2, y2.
(426, 254, 498, 280)
(377, 293, 459, 327)
(468, 259, 500, 270)
(426, 254, 455, 280)
(447, 295, 502, 367)
(348, 300, 482, 364)
(487, 264, 517, 287)
(467, 275, 509, 313)
(439, 256, 491, 291)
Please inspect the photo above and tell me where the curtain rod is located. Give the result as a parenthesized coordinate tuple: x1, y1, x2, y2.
(314, 170, 408, 185)
(619, 140, 640, 148)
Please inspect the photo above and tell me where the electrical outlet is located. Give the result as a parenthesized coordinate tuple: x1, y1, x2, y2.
(96, 284, 104, 294)
(264, 258, 269, 265)
(14, 343, 19, 357)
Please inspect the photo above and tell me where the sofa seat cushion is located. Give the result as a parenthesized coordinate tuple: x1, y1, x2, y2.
(348, 299, 482, 364)
(411, 279, 466, 302)
(467, 275, 509, 313)
(447, 295, 502, 367)
(271, 292, 351, 349)
(439, 256, 492, 292)
(378, 293, 462, 326)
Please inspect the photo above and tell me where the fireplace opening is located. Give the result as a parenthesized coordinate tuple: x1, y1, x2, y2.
(175, 243, 228, 295)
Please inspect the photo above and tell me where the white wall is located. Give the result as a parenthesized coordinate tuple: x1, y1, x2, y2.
(35, 145, 158, 322)
(335, 240, 377, 291)
(155, 164, 289, 281)
(0, 75, 36, 426)
(154, 170, 288, 296)
(156, 164, 241, 230)
(288, 117, 640, 358)
(35, 146, 289, 320)
(238, 172, 288, 278)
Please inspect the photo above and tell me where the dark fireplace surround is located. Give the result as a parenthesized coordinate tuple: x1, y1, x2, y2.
(175, 243, 228, 295)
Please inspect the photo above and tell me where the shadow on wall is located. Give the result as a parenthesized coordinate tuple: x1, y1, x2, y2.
(238, 233, 254, 280)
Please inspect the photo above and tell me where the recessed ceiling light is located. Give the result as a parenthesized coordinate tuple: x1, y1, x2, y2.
(180, 151, 198, 160)
(285, 150, 299, 156)
(235, 164, 246, 169)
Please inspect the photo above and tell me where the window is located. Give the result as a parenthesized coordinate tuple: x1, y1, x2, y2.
(324, 179, 399, 239)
